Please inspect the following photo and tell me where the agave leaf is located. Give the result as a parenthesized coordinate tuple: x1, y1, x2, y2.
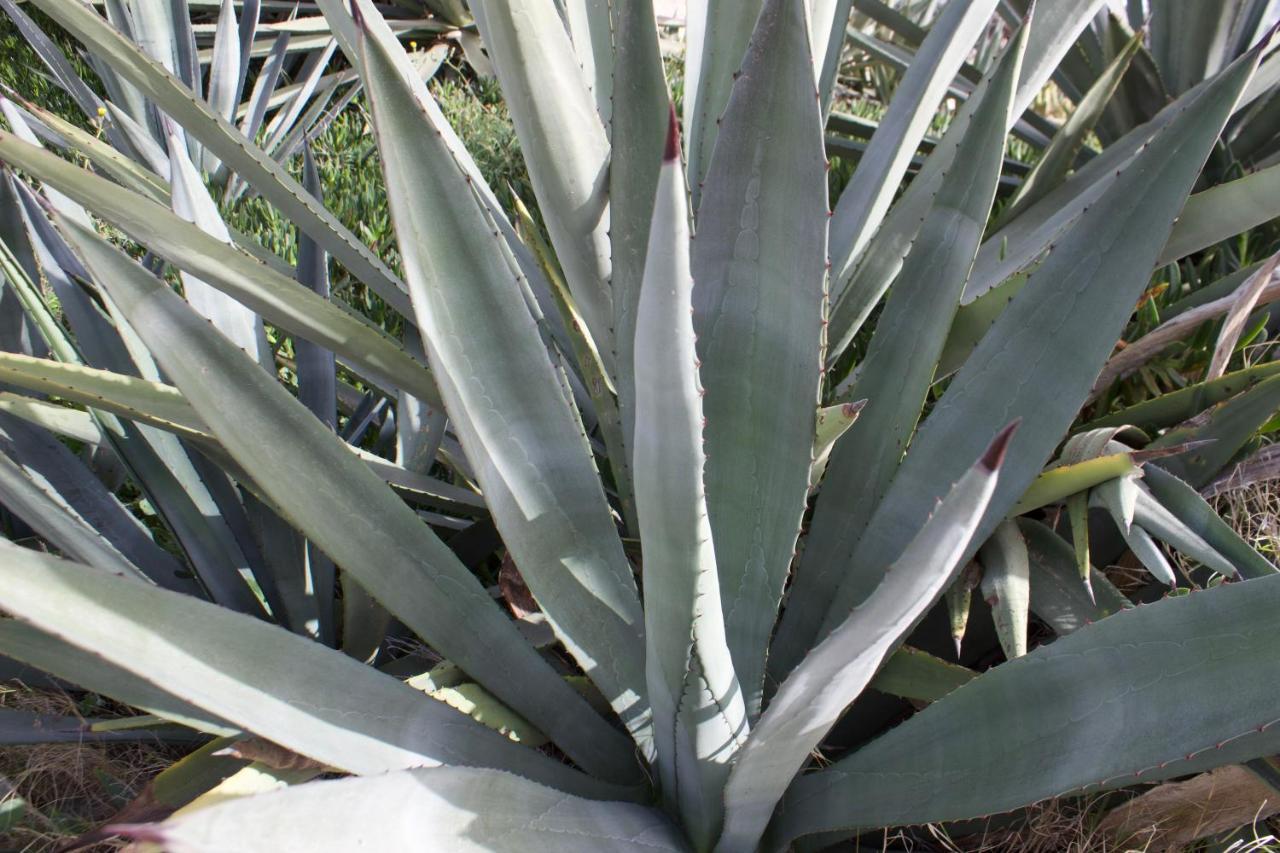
(1095, 473, 1139, 534)
(468, 0, 614, 374)
(355, 9, 649, 759)
(1083, 361, 1280, 432)
(609, 0, 667, 536)
(1141, 465, 1277, 579)
(1114, 519, 1178, 586)
(0, 619, 234, 736)
(239, 31, 291, 144)
(562, 0, 613, 127)
(1159, 163, 1280, 266)
(57, 214, 642, 785)
(996, 27, 1142, 227)
(0, 132, 440, 406)
(1149, 373, 1280, 488)
(0, 708, 200, 745)
(810, 401, 865, 489)
(1021, 517, 1130, 636)
(25, 0, 409, 315)
(978, 518, 1031, 661)
(1010, 452, 1142, 516)
(771, 573, 1280, 845)
(683, 0, 764, 209)
(206, 0, 241, 161)
(134, 766, 685, 852)
(634, 109, 748, 847)
(0, 544, 612, 798)
(944, 561, 980, 658)
(167, 134, 272, 369)
(0, 393, 100, 445)
(869, 646, 976, 703)
(772, 18, 1026, 679)
(716, 425, 1014, 853)
(691, 0, 827, 721)
(826, 0, 1108, 357)
(812, 38, 1264, 646)
(813, 0, 855, 113)
(1131, 486, 1238, 578)
(828, 0, 1001, 289)
(1067, 491, 1093, 598)
(0, 443, 150, 582)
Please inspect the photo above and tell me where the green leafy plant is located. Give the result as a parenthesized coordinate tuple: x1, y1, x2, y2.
(0, 1, 1278, 851)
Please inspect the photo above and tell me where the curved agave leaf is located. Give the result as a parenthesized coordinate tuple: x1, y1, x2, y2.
(683, 0, 764, 209)
(978, 518, 1031, 659)
(354, 6, 649, 753)
(1083, 361, 1280, 432)
(1158, 163, 1280, 267)
(827, 0, 1108, 357)
(827, 0, 1000, 287)
(771, 572, 1280, 847)
(0, 132, 440, 407)
(691, 0, 827, 720)
(0, 543, 610, 798)
(812, 38, 1264, 645)
(635, 110, 748, 848)
(57, 214, 642, 785)
(773, 17, 1026, 679)
(1149, 373, 1280, 488)
(131, 767, 686, 852)
(716, 425, 1014, 853)
(469, 0, 615, 374)
(1020, 517, 1130, 636)
(24, 0, 409, 316)
(1141, 465, 1277, 579)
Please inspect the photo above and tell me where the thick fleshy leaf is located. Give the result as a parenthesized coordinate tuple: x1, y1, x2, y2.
(996, 28, 1142, 226)
(977, 518, 1031, 659)
(1084, 361, 1280, 433)
(0, 132, 439, 406)
(57, 215, 642, 786)
(469, 0, 615, 373)
(609, 0, 668, 537)
(683, 0, 764, 208)
(355, 7, 648, 758)
(868, 646, 976, 703)
(715, 425, 1013, 853)
(25, 0, 410, 315)
(135, 767, 685, 852)
(827, 0, 1001, 286)
(691, 0, 827, 720)
(635, 111, 748, 848)
(0, 544, 609, 797)
(1141, 465, 1277, 579)
(771, 573, 1280, 846)
(1021, 518, 1130, 636)
(826, 0, 1108, 356)
(812, 39, 1263, 644)
(1150, 373, 1280, 488)
(772, 20, 1026, 679)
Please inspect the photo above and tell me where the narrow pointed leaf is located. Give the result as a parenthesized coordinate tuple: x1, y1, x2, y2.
(355, 10, 648, 759)
(1021, 518, 1131, 636)
(977, 518, 1031, 659)
(692, 0, 827, 720)
(1131, 486, 1238, 578)
(469, 0, 615, 372)
(25, 0, 410, 315)
(828, 0, 1001, 284)
(0, 544, 609, 796)
(815, 40, 1264, 644)
(773, 20, 1026, 677)
(716, 425, 1014, 853)
(57, 214, 641, 786)
(772, 573, 1280, 845)
(0, 132, 439, 406)
(1141, 465, 1277, 579)
(635, 111, 748, 847)
(1150, 373, 1280, 488)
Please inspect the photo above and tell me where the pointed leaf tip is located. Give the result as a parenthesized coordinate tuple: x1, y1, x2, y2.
(664, 102, 680, 162)
(842, 399, 867, 419)
(981, 419, 1022, 472)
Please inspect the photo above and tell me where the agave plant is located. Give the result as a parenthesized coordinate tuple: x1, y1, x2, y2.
(0, 0, 1279, 850)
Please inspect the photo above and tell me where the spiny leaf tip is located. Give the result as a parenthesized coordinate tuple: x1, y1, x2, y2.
(981, 419, 1022, 472)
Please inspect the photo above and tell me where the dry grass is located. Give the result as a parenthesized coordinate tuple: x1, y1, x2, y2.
(0, 687, 181, 853)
